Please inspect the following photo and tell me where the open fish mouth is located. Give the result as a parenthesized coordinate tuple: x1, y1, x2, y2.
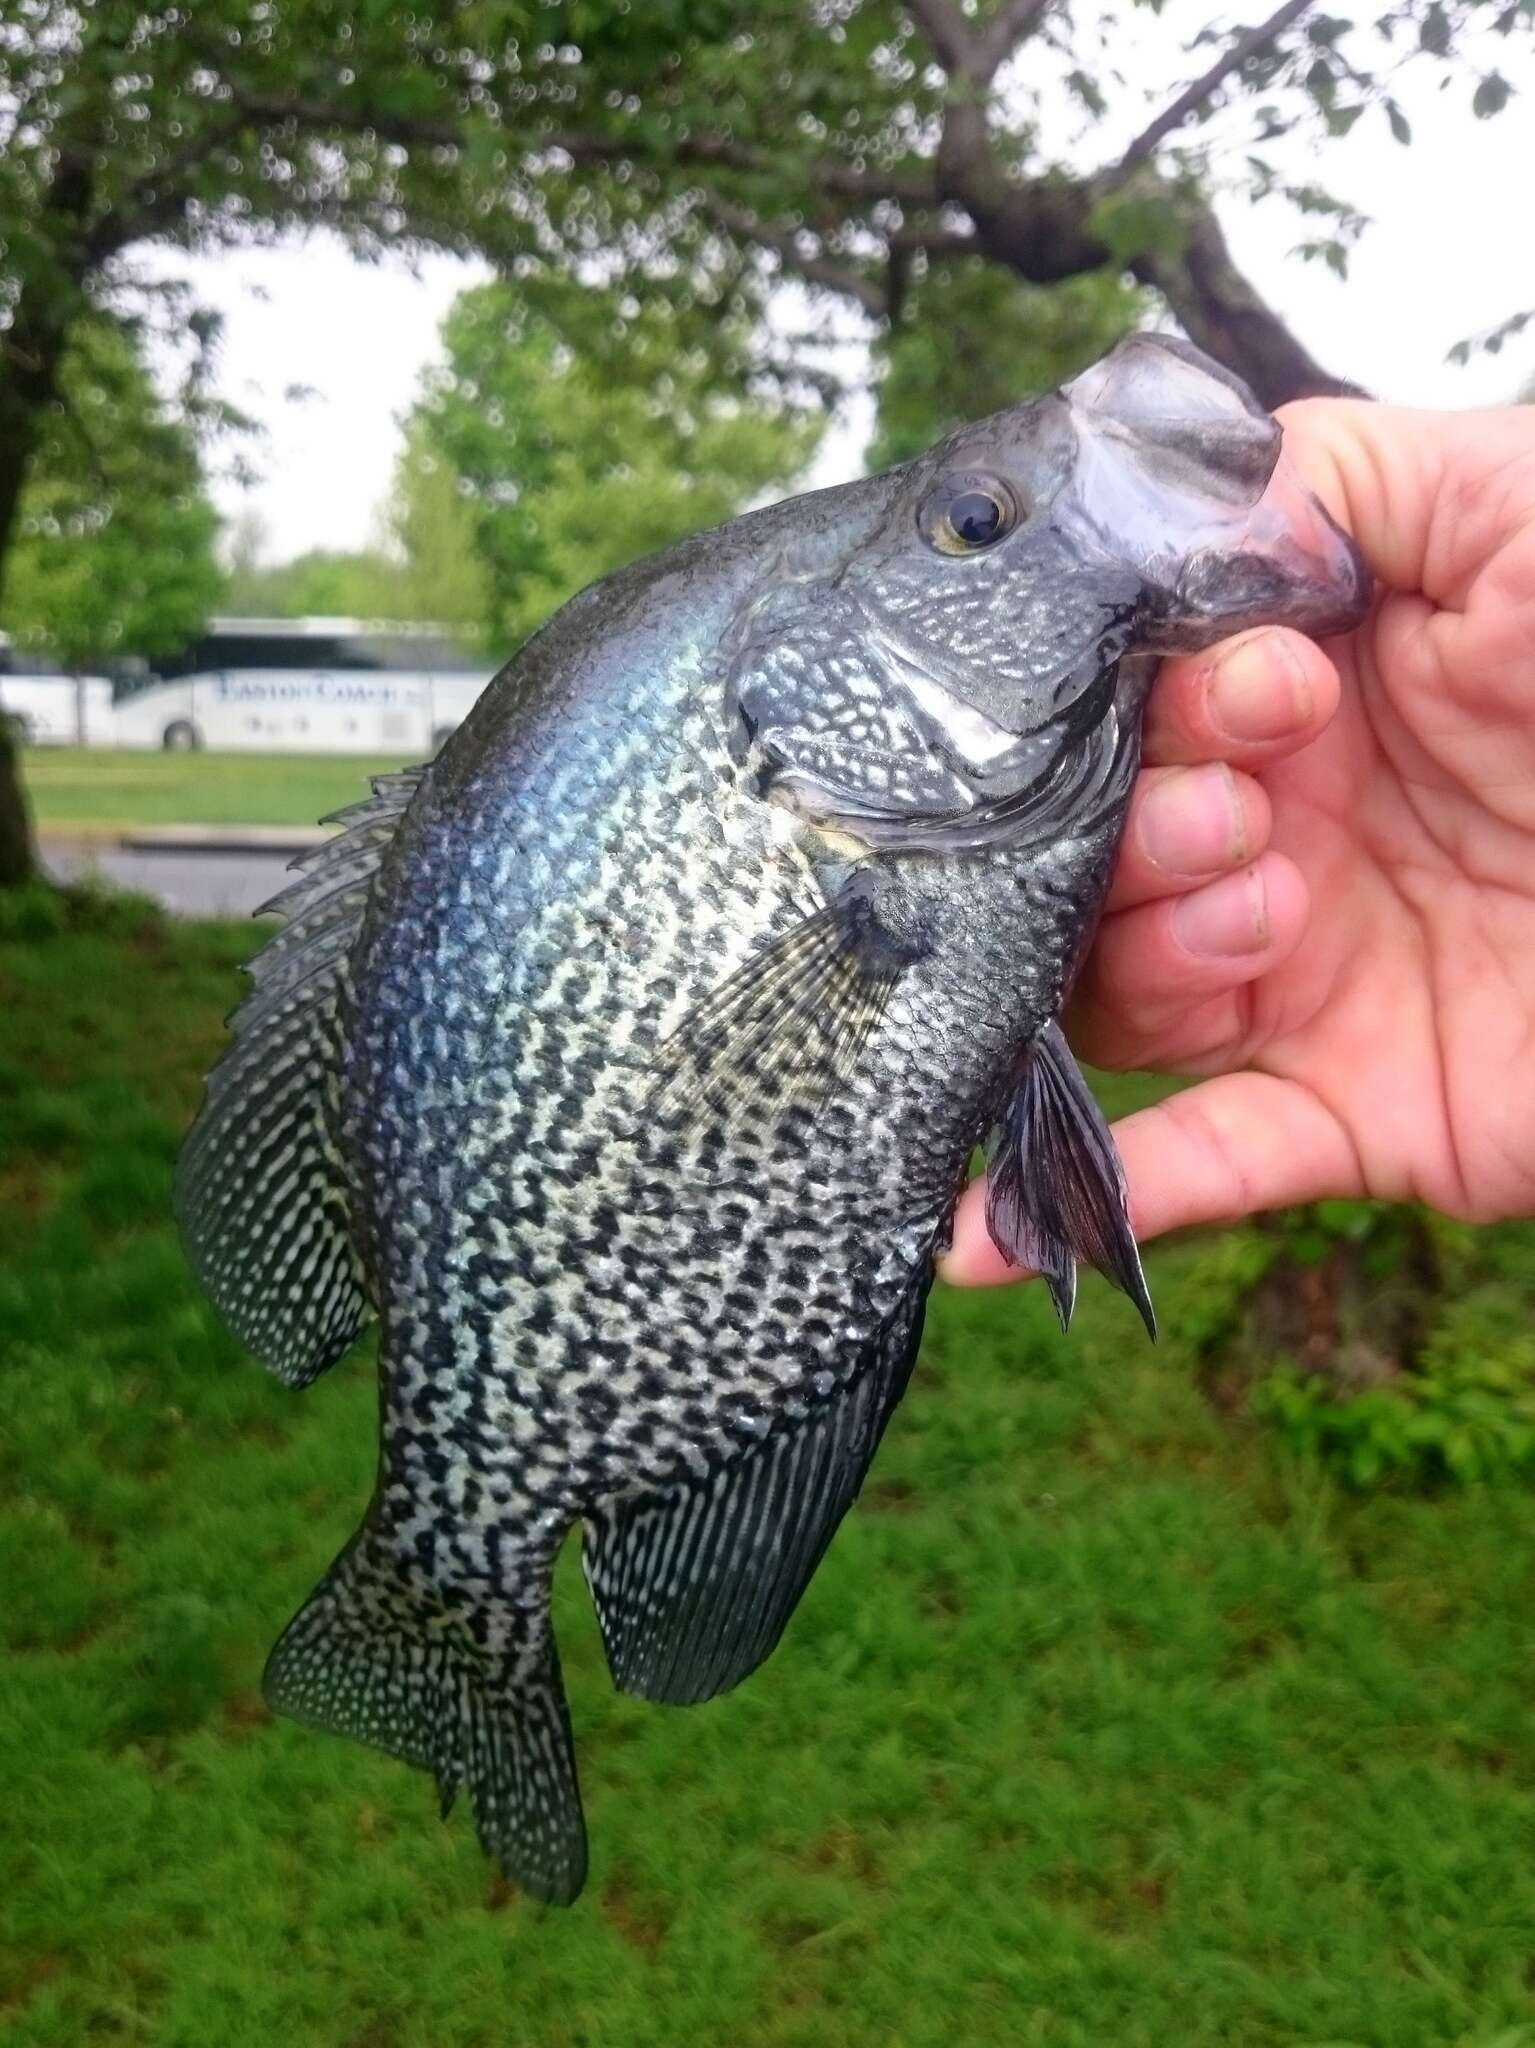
(1063, 333, 1370, 650)
(1170, 447, 1370, 643)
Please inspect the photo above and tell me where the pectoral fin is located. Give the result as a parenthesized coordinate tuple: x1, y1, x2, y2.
(652, 889, 920, 1130)
(985, 1022, 1154, 1338)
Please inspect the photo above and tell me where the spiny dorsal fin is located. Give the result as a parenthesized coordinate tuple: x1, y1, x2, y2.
(174, 766, 428, 1387)
(985, 1021, 1155, 1338)
(583, 1282, 926, 1706)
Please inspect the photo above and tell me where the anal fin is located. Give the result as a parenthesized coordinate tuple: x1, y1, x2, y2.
(583, 1284, 926, 1706)
(985, 1021, 1155, 1337)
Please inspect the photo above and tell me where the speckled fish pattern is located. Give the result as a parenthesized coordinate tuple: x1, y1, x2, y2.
(176, 336, 1369, 1903)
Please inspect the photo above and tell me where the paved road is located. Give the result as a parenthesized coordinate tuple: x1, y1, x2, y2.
(41, 837, 297, 919)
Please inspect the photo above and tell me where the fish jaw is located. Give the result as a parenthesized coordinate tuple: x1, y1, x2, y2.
(1061, 333, 1371, 653)
(1162, 447, 1370, 648)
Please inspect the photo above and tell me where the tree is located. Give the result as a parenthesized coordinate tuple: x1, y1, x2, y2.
(3, 3, 1524, 881)
(220, 547, 402, 623)
(0, 314, 220, 884)
(8, 2, 1522, 591)
(869, 261, 1143, 469)
(1, 316, 221, 674)
(499, 0, 1529, 415)
(0, 0, 630, 877)
(218, 426, 491, 634)
(386, 421, 494, 641)
(407, 277, 820, 649)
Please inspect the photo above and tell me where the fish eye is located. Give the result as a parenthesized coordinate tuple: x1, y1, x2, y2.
(920, 473, 1021, 556)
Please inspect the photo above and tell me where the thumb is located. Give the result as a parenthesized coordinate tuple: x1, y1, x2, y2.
(939, 1071, 1364, 1288)
(1276, 397, 1535, 606)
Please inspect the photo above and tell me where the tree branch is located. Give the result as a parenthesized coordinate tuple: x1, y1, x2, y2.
(221, 85, 465, 150)
(697, 198, 888, 320)
(1114, 0, 1314, 180)
(100, 109, 256, 256)
(975, 0, 1056, 80)
(1126, 184, 1361, 405)
(543, 129, 938, 207)
(906, 0, 1052, 84)
(887, 225, 978, 256)
(904, 0, 973, 78)
(169, 93, 944, 216)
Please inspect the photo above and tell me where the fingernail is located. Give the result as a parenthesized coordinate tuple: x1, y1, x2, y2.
(1206, 632, 1310, 744)
(1137, 763, 1246, 877)
(1170, 866, 1269, 957)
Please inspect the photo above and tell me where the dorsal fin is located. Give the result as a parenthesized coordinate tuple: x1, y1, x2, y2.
(582, 1282, 926, 1706)
(175, 766, 427, 1387)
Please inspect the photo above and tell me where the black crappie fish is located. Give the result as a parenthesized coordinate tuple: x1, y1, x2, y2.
(177, 335, 1368, 1903)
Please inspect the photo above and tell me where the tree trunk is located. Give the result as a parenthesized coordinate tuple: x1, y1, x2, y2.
(947, 141, 1356, 407)
(0, 301, 69, 586)
(0, 190, 82, 888)
(1200, 1209, 1441, 1418)
(0, 715, 36, 887)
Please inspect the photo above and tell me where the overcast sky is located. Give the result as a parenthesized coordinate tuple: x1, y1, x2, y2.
(167, 34, 1535, 566)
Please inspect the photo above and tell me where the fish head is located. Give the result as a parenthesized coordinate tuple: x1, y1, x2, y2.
(823, 331, 1368, 740)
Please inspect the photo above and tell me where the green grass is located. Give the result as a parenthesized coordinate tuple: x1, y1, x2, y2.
(4, 886, 1535, 2048)
(22, 747, 411, 833)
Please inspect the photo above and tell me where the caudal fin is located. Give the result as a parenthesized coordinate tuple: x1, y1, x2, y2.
(262, 1526, 588, 1904)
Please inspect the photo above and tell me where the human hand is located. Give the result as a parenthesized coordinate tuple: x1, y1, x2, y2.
(945, 399, 1535, 1285)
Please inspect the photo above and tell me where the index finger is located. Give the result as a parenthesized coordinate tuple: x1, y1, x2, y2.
(1142, 625, 1340, 769)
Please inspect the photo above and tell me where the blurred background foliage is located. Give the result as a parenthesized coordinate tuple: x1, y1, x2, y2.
(2, 314, 222, 670)
(4, 0, 1532, 715)
(404, 273, 822, 648)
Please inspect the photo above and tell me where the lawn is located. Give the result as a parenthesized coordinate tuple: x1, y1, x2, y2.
(21, 747, 413, 834)
(3, 885, 1535, 2048)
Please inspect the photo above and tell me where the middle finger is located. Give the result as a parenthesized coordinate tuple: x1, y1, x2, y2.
(1106, 762, 1271, 913)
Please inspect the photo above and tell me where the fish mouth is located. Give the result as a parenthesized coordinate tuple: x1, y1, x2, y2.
(1063, 334, 1372, 652)
(1156, 451, 1371, 651)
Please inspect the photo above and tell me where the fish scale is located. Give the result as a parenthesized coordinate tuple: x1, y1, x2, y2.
(177, 334, 1369, 1902)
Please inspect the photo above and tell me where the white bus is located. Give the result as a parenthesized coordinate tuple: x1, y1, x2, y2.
(0, 639, 115, 745)
(108, 618, 497, 754)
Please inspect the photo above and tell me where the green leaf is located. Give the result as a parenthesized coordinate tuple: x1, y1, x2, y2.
(1473, 71, 1513, 118)
(1086, 193, 1190, 268)
(1066, 68, 1108, 117)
